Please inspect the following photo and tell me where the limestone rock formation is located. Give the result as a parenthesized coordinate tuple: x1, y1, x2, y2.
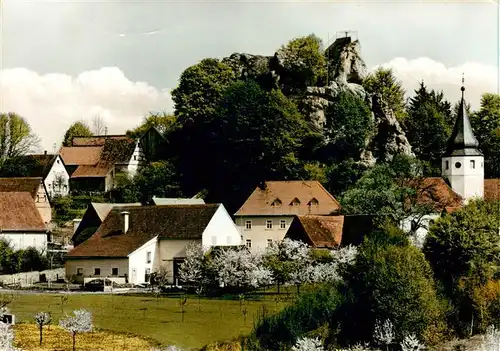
(222, 35, 413, 165)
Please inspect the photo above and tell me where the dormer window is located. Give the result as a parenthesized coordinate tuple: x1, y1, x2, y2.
(271, 198, 282, 207)
(290, 198, 301, 206)
(308, 198, 319, 206)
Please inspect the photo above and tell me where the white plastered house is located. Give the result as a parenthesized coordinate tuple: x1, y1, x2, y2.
(65, 203, 243, 285)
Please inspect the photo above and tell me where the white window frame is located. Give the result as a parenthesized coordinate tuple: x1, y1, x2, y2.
(246, 239, 252, 248)
(93, 268, 101, 276)
(267, 239, 273, 247)
(266, 220, 273, 229)
(211, 236, 217, 245)
(146, 251, 152, 264)
(245, 220, 252, 230)
(280, 220, 286, 229)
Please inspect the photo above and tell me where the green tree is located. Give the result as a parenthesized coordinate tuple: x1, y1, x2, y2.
(340, 154, 439, 232)
(423, 200, 500, 294)
(132, 161, 182, 204)
(406, 82, 452, 172)
(276, 34, 327, 93)
(205, 80, 311, 212)
(340, 229, 447, 345)
(364, 68, 407, 121)
(0, 112, 40, 161)
(470, 93, 500, 177)
(320, 91, 374, 162)
(62, 121, 93, 147)
(127, 112, 177, 139)
(171, 58, 235, 125)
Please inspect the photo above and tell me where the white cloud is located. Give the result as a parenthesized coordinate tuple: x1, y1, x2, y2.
(375, 57, 498, 109)
(0, 58, 498, 153)
(0, 67, 173, 152)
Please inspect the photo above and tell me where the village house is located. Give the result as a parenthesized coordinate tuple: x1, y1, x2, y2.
(2, 152, 70, 198)
(0, 177, 52, 225)
(0, 192, 49, 251)
(65, 203, 242, 285)
(234, 180, 341, 252)
(59, 135, 143, 193)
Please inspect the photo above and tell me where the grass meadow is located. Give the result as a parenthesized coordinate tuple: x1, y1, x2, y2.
(9, 292, 287, 349)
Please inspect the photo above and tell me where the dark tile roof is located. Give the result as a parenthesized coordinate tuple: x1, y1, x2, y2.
(0, 192, 46, 231)
(100, 138, 137, 164)
(235, 181, 341, 216)
(13, 154, 58, 178)
(67, 204, 221, 258)
(484, 179, 500, 202)
(445, 85, 482, 157)
(72, 135, 130, 146)
(288, 215, 344, 248)
(0, 177, 43, 199)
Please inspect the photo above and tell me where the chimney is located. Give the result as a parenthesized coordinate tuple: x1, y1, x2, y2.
(44, 150, 47, 155)
(121, 211, 130, 233)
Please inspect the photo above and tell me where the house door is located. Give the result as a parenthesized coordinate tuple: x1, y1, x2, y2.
(131, 268, 137, 284)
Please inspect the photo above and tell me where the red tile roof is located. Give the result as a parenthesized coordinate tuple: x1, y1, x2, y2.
(414, 177, 464, 211)
(67, 204, 221, 258)
(235, 181, 341, 216)
(0, 192, 46, 231)
(287, 215, 344, 248)
(0, 177, 43, 199)
(484, 179, 500, 202)
(71, 163, 112, 178)
(60, 147, 102, 165)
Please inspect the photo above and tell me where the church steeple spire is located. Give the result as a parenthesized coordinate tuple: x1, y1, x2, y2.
(444, 75, 482, 157)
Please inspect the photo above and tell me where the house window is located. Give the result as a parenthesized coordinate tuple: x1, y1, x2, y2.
(455, 162, 462, 169)
(470, 160, 475, 169)
(445, 161, 449, 170)
(271, 198, 282, 207)
(146, 251, 152, 264)
(290, 198, 301, 206)
(94, 268, 101, 276)
(246, 239, 252, 248)
(134, 155, 137, 161)
(308, 198, 319, 206)
(267, 239, 273, 247)
(266, 220, 273, 229)
(77, 268, 83, 276)
(245, 220, 252, 230)
(36, 195, 40, 202)
(145, 268, 151, 283)
(280, 220, 286, 229)
(111, 268, 118, 276)
(212, 236, 217, 245)
(56, 159, 60, 164)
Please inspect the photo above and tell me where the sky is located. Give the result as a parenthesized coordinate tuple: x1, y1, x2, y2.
(0, 0, 499, 152)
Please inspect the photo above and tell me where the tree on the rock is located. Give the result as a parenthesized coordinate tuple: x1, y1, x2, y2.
(470, 93, 500, 178)
(276, 34, 327, 93)
(405, 82, 452, 172)
(320, 91, 374, 162)
(34, 311, 52, 346)
(364, 67, 407, 121)
(62, 121, 93, 147)
(59, 309, 93, 351)
(0, 112, 40, 161)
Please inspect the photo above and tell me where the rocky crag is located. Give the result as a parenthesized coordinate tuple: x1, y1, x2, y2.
(222, 35, 413, 166)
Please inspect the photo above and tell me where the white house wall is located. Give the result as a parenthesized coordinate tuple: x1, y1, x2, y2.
(400, 213, 440, 249)
(234, 215, 293, 253)
(65, 258, 129, 284)
(35, 184, 52, 224)
(128, 236, 158, 285)
(1, 232, 47, 251)
(126, 142, 143, 177)
(45, 156, 70, 198)
(202, 204, 243, 247)
(442, 155, 484, 202)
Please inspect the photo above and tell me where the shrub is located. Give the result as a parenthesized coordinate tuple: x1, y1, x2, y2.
(340, 238, 447, 346)
(252, 284, 344, 351)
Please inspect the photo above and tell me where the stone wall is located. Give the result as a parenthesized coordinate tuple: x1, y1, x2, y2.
(0, 268, 65, 286)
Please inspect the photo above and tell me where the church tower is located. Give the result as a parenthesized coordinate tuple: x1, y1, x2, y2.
(442, 79, 484, 202)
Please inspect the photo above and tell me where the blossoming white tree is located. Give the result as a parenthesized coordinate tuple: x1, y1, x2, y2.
(34, 311, 52, 346)
(0, 322, 18, 351)
(59, 309, 93, 351)
(178, 242, 207, 286)
(291, 337, 324, 351)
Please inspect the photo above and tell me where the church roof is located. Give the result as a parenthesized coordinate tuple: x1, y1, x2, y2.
(444, 83, 482, 157)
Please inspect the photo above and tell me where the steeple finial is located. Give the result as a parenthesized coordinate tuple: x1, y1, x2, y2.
(461, 73, 465, 98)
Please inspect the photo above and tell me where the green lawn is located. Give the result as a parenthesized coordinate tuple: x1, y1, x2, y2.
(9, 293, 286, 349)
